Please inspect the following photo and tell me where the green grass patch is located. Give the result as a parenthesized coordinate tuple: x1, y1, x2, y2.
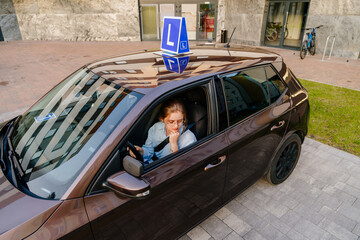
(299, 79, 360, 156)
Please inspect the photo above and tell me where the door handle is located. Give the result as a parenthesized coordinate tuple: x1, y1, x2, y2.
(204, 155, 226, 171)
(271, 120, 285, 131)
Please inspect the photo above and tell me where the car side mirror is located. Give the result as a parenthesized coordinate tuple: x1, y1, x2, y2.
(103, 171, 150, 199)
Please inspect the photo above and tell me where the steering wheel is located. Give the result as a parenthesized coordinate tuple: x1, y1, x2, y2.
(126, 141, 143, 162)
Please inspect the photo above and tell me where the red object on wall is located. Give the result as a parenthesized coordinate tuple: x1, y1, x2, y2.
(206, 17, 215, 32)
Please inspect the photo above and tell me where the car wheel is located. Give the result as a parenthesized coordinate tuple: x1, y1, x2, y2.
(309, 39, 316, 55)
(300, 41, 307, 59)
(266, 28, 277, 41)
(266, 134, 301, 185)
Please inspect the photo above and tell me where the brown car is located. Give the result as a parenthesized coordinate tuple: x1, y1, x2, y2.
(0, 46, 309, 239)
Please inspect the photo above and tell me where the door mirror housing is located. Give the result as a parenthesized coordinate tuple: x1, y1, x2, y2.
(103, 171, 150, 199)
(123, 155, 144, 177)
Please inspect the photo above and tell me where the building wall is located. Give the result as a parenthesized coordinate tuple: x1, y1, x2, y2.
(307, 0, 360, 59)
(0, 0, 22, 40)
(0, 0, 141, 41)
(217, 0, 266, 45)
(216, 0, 360, 59)
(1, 0, 359, 59)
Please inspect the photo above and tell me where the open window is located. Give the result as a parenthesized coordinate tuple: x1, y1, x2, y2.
(87, 84, 210, 194)
(125, 85, 209, 170)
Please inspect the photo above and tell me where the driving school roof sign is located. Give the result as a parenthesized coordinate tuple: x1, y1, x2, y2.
(161, 17, 190, 55)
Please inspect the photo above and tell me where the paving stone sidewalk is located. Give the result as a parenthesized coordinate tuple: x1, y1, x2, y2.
(181, 138, 360, 240)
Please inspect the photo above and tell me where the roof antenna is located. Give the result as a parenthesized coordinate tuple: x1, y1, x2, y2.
(224, 27, 236, 48)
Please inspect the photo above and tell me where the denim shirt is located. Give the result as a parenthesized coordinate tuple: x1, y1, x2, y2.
(142, 122, 197, 163)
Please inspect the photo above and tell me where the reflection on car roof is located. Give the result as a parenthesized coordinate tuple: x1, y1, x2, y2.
(85, 46, 281, 91)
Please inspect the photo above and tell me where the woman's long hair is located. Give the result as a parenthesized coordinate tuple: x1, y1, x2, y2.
(159, 98, 187, 127)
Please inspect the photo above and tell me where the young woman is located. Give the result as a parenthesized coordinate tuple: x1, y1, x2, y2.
(129, 99, 197, 164)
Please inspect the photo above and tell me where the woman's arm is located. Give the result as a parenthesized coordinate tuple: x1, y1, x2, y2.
(179, 130, 197, 149)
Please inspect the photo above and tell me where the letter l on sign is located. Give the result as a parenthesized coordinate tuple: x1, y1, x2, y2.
(167, 24, 174, 47)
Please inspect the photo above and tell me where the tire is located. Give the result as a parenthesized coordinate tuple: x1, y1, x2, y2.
(300, 40, 307, 59)
(266, 134, 302, 185)
(265, 28, 277, 41)
(309, 39, 316, 55)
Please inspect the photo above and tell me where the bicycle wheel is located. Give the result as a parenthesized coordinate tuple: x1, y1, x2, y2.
(309, 38, 316, 55)
(300, 40, 307, 59)
(266, 28, 277, 41)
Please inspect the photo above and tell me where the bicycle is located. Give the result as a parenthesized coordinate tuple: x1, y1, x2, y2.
(300, 25, 323, 59)
(265, 22, 288, 42)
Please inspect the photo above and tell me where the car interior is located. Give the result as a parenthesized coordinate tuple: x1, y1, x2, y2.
(127, 86, 209, 159)
(87, 86, 209, 194)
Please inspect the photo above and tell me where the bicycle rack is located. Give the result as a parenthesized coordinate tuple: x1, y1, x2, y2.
(322, 35, 336, 61)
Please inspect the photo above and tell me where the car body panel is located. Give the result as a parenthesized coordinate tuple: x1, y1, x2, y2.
(26, 198, 91, 239)
(0, 174, 61, 240)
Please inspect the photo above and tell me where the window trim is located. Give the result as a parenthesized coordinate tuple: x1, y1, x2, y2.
(265, 64, 288, 103)
(212, 76, 229, 133)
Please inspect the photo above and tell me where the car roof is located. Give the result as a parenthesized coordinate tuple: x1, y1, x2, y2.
(85, 45, 282, 95)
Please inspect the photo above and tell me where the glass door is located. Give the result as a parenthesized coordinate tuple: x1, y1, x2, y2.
(160, 4, 175, 35)
(283, 2, 309, 48)
(141, 4, 159, 40)
(264, 2, 286, 47)
(264, 1, 309, 49)
(199, 3, 216, 41)
(181, 4, 197, 40)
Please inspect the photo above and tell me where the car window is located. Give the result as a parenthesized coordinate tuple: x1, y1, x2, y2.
(222, 67, 270, 125)
(265, 66, 286, 103)
(88, 85, 210, 194)
(131, 86, 209, 170)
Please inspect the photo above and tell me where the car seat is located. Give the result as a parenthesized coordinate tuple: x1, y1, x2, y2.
(185, 102, 207, 140)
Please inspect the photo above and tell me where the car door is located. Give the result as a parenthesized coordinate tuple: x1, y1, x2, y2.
(219, 65, 292, 199)
(83, 81, 228, 240)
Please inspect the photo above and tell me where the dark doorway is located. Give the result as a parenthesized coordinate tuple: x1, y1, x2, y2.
(0, 27, 4, 41)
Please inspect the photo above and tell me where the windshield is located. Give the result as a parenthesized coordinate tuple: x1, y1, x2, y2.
(10, 68, 143, 199)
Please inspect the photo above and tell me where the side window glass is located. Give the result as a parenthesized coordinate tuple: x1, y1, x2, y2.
(265, 66, 286, 103)
(222, 68, 269, 125)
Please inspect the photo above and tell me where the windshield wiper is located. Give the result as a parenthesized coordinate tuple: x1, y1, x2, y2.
(6, 116, 29, 190)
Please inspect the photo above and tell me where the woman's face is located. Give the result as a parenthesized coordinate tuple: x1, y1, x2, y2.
(163, 111, 184, 133)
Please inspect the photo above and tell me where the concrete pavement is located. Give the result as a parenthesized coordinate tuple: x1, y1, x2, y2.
(1, 40, 360, 240)
(182, 138, 360, 240)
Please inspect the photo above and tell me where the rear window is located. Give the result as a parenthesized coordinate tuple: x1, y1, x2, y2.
(222, 67, 270, 125)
